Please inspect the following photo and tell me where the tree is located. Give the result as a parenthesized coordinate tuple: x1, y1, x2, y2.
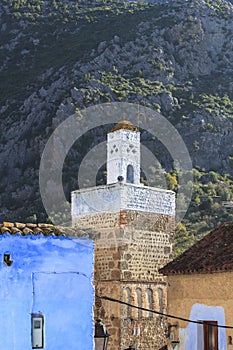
(175, 222, 194, 256)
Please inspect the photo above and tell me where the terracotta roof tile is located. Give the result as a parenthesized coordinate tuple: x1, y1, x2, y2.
(22, 227, 34, 235)
(11, 227, 22, 235)
(15, 222, 26, 229)
(160, 222, 233, 275)
(25, 223, 37, 229)
(1, 227, 10, 234)
(0, 222, 97, 239)
(33, 227, 43, 235)
(3, 222, 14, 228)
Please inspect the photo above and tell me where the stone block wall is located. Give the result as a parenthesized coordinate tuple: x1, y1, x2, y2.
(119, 211, 175, 282)
(95, 281, 121, 350)
(120, 282, 167, 350)
(95, 246, 121, 281)
(74, 210, 175, 282)
(95, 281, 168, 350)
(74, 210, 175, 350)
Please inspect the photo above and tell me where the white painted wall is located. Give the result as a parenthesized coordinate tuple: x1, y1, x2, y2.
(107, 129, 140, 185)
(175, 304, 227, 350)
(71, 182, 175, 222)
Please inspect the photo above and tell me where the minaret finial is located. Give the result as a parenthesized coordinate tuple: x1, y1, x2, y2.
(137, 101, 147, 129)
(137, 101, 140, 128)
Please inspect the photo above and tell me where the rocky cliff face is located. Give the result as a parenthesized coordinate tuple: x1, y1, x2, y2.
(0, 0, 232, 223)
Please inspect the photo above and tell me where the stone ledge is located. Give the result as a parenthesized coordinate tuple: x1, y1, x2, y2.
(72, 182, 175, 220)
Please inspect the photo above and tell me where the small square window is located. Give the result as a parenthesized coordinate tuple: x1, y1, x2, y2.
(34, 320, 41, 329)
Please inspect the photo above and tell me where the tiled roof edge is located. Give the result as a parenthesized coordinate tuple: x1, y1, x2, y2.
(160, 266, 233, 275)
(0, 222, 97, 239)
(160, 222, 233, 275)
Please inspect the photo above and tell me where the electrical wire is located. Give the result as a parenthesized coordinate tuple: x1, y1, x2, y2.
(98, 295, 233, 329)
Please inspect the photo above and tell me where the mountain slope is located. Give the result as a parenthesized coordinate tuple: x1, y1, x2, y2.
(0, 0, 233, 251)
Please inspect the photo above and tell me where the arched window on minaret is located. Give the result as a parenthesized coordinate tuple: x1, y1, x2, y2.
(145, 288, 153, 318)
(157, 288, 163, 313)
(127, 164, 134, 184)
(136, 288, 142, 320)
(122, 287, 131, 319)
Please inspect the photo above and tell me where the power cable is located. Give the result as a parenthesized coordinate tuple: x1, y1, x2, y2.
(98, 295, 233, 329)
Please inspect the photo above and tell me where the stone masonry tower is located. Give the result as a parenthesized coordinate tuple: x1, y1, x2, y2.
(71, 121, 175, 350)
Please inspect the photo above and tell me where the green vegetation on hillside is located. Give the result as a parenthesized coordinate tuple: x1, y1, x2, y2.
(175, 168, 233, 255)
(0, 1, 162, 109)
(0, 0, 233, 255)
(7, 0, 151, 22)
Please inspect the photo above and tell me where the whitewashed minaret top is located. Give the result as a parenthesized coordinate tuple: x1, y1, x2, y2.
(107, 121, 140, 185)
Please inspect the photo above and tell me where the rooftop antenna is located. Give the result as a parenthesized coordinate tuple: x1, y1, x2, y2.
(136, 101, 147, 129)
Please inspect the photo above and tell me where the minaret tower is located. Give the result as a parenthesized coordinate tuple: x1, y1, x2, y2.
(71, 121, 175, 350)
(107, 121, 140, 185)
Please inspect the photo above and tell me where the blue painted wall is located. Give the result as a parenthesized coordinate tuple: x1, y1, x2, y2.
(0, 233, 94, 350)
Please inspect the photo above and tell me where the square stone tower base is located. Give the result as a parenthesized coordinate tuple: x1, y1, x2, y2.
(72, 183, 175, 350)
